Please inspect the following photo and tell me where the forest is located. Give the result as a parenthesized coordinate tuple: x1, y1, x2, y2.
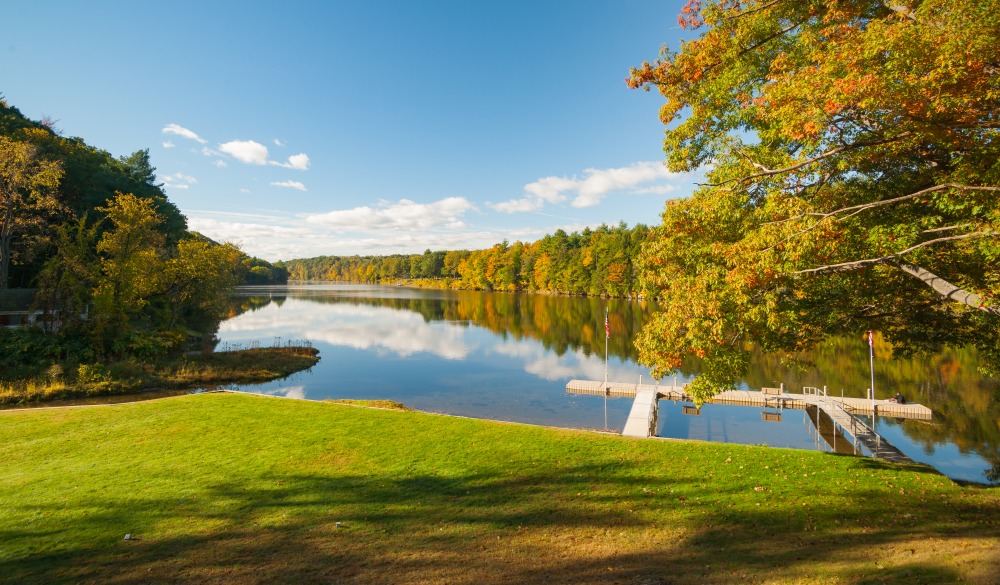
(280, 221, 652, 297)
(0, 98, 287, 379)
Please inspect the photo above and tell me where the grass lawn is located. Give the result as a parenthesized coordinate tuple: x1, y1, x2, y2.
(0, 393, 996, 584)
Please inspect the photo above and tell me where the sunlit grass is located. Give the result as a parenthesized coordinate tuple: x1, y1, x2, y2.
(0, 392, 996, 584)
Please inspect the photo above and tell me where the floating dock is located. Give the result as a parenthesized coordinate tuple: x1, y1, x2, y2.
(566, 379, 931, 463)
(565, 380, 932, 420)
(621, 389, 659, 438)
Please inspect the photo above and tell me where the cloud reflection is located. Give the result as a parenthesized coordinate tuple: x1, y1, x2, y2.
(220, 299, 472, 360)
(265, 385, 306, 400)
(220, 296, 651, 383)
(491, 339, 645, 382)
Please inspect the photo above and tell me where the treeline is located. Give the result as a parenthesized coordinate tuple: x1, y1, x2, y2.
(281, 222, 651, 297)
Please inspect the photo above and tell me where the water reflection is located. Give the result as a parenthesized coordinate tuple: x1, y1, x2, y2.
(220, 284, 999, 485)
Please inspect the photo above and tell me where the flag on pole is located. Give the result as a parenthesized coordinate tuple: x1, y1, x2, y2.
(868, 330, 874, 348)
(605, 308, 610, 339)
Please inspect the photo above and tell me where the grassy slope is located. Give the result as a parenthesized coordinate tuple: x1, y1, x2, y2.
(0, 393, 996, 585)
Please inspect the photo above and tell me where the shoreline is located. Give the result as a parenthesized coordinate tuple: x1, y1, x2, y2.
(6, 388, 978, 486)
(0, 346, 320, 407)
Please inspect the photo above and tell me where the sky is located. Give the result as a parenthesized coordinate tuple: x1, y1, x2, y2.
(1, 1, 699, 261)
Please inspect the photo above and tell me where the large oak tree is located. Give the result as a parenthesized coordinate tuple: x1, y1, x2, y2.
(629, 0, 1000, 400)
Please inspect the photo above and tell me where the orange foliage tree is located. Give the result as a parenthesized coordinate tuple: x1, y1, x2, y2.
(629, 0, 1000, 401)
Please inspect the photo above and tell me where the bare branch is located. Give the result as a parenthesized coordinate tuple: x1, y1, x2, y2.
(921, 224, 972, 234)
(706, 132, 912, 188)
(791, 231, 996, 275)
(761, 184, 998, 251)
(898, 263, 1000, 315)
(821, 183, 999, 220)
(718, 0, 784, 22)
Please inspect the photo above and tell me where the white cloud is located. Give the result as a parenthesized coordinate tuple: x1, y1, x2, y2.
(274, 138, 284, 147)
(633, 185, 677, 196)
(240, 188, 251, 193)
(217, 140, 309, 170)
(524, 176, 577, 203)
(569, 161, 677, 208)
(162, 123, 207, 144)
(493, 161, 682, 213)
(162, 140, 175, 149)
(271, 180, 307, 191)
(273, 153, 309, 170)
(306, 197, 476, 231)
(219, 140, 270, 165)
(187, 217, 313, 247)
(214, 159, 227, 168)
(488, 198, 544, 213)
(162, 172, 198, 190)
(184, 208, 588, 262)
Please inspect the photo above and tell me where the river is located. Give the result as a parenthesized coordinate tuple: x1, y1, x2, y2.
(217, 283, 1000, 485)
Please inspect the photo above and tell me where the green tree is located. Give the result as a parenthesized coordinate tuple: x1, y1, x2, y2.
(33, 216, 100, 335)
(629, 0, 1000, 401)
(0, 137, 64, 289)
(162, 239, 243, 330)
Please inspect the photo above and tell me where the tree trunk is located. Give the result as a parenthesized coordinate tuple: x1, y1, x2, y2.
(0, 234, 9, 290)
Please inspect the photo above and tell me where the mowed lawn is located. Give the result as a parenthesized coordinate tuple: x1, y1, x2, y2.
(0, 393, 996, 585)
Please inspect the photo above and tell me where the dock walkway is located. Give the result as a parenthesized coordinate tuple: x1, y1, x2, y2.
(566, 380, 928, 463)
(621, 389, 658, 438)
(564, 380, 932, 420)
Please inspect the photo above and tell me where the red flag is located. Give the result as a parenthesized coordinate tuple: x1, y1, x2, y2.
(605, 308, 610, 339)
(868, 330, 874, 348)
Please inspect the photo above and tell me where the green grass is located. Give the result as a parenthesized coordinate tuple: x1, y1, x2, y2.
(0, 393, 996, 584)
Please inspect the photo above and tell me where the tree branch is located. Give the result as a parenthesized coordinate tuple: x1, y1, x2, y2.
(718, 0, 785, 22)
(706, 132, 912, 188)
(897, 263, 1000, 315)
(921, 224, 972, 234)
(761, 184, 999, 250)
(790, 231, 996, 275)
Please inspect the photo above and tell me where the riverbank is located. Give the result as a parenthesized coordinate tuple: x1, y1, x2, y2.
(0, 346, 319, 406)
(1, 392, 996, 584)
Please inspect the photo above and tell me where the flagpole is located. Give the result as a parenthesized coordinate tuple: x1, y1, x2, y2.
(868, 330, 876, 425)
(604, 307, 609, 430)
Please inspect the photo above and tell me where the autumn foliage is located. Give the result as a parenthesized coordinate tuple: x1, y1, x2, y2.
(629, 0, 1000, 400)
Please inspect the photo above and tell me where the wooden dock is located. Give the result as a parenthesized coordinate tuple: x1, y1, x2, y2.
(566, 380, 929, 462)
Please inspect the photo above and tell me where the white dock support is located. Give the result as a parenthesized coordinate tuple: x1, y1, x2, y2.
(622, 389, 658, 438)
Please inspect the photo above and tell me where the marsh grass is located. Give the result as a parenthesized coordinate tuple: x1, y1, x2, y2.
(0, 392, 996, 584)
(327, 398, 411, 410)
(0, 347, 319, 406)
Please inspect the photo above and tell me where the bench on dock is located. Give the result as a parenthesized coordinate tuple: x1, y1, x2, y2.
(761, 386, 785, 404)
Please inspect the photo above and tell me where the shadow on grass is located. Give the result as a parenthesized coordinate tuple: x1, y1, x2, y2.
(2, 457, 997, 585)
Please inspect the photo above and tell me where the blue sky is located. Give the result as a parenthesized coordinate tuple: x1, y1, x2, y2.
(2, 1, 698, 261)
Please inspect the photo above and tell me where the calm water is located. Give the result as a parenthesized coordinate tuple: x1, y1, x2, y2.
(218, 284, 1000, 485)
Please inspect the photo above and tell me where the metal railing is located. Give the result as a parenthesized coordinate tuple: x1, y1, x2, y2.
(825, 398, 883, 456)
